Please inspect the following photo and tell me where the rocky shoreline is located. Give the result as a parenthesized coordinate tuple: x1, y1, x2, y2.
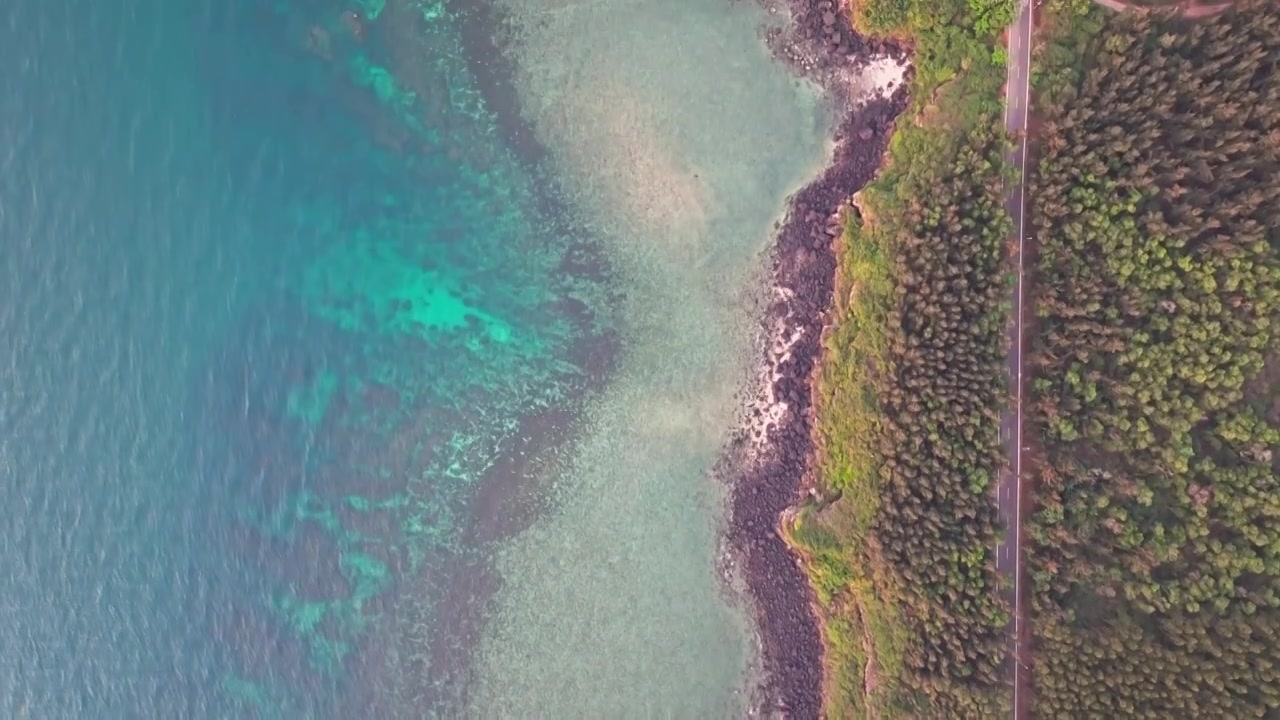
(724, 2, 910, 717)
(440, 0, 911, 714)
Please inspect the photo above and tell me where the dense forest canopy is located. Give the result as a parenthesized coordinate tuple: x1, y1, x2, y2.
(873, 125, 1012, 715)
(1027, 5, 1280, 717)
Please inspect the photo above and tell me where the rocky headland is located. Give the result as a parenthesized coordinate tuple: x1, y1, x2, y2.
(724, 2, 910, 717)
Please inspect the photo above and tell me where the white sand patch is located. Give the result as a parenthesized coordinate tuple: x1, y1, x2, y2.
(836, 53, 910, 103)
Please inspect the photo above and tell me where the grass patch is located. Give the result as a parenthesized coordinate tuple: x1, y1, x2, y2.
(814, 217, 890, 500)
(824, 603, 870, 715)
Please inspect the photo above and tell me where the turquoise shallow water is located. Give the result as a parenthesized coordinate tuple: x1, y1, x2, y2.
(0, 0, 835, 715)
(0, 0, 604, 716)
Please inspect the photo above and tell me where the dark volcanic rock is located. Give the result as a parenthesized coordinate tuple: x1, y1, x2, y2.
(722, 3, 911, 719)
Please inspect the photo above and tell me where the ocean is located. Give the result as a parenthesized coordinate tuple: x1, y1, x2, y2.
(0, 0, 830, 716)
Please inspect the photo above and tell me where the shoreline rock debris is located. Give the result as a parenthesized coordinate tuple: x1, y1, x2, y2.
(723, 2, 910, 717)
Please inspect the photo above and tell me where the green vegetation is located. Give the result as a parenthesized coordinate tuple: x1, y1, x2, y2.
(788, 0, 1014, 715)
(853, 0, 1014, 99)
(870, 123, 1012, 716)
(1026, 4, 1280, 717)
(1032, 0, 1108, 102)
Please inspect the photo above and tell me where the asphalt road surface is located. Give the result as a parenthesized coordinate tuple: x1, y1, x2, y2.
(997, 0, 1034, 717)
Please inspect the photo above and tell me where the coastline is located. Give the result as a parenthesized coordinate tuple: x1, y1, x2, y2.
(439, 0, 908, 713)
(724, 1, 910, 716)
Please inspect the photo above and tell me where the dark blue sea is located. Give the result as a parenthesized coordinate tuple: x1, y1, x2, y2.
(0, 0, 603, 716)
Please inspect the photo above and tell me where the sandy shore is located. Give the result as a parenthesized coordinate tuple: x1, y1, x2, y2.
(722, 2, 910, 717)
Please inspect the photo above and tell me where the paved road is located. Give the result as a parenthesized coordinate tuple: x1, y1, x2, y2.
(996, 0, 1033, 717)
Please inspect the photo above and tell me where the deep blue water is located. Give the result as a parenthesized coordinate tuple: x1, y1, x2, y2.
(0, 0, 599, 716)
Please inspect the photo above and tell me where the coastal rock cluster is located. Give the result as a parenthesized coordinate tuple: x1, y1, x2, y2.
(725, 3, 910, 717)
(763, 0, 906, 101)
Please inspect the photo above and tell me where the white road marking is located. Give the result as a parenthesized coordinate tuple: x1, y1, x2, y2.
(1011, 0, 1033, 716)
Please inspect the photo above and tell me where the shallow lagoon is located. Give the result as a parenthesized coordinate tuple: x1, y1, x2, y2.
(468, 0, 832, 714)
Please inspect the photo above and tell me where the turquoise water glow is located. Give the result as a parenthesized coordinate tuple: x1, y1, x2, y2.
(1, 0, 603, 716)
(0, 0, 835, 715)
